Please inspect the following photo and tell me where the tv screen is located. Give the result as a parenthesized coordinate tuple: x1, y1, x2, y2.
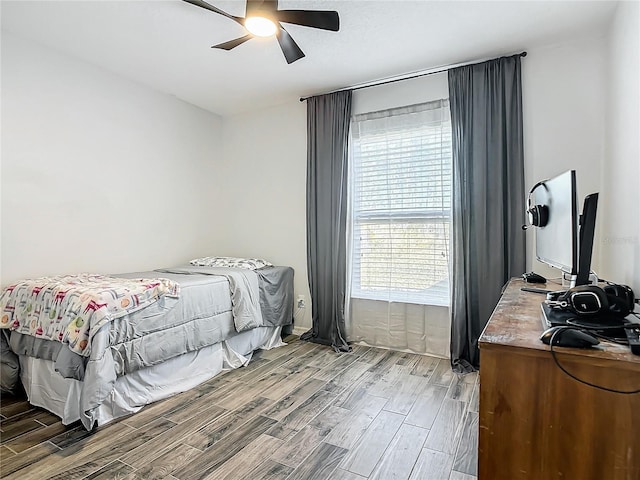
(534, 170, 578, 276)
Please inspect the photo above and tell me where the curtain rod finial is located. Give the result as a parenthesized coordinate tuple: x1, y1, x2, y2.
(520, 51, 527, 57)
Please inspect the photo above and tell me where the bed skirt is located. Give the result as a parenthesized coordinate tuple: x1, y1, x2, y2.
(19, 325, 284, 426)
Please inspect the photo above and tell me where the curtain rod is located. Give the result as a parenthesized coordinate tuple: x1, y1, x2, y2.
(299, 51, 527, 102)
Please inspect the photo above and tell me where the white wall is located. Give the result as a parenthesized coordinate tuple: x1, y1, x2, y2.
(1, 32, 223, 285)
(601, 1, 640, 292)
(522, 34, 608, 279)
(216, 101, 310, 328)
(352, 73, 449, 115)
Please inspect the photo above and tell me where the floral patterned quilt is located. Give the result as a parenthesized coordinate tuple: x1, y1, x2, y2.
(0, 274, 179, 356)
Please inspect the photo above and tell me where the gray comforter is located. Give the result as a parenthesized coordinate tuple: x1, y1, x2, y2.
(4, 265, 293, 428)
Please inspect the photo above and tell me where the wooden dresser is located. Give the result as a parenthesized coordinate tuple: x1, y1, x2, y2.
(478, 279, 640, 480)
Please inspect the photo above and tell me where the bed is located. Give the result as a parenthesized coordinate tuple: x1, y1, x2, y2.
(0, 260, 294, 430)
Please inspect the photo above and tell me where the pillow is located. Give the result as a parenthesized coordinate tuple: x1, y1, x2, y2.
(189, 256, 273, 270)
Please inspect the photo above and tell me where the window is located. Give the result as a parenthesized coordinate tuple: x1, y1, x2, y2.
(349, 99, 452, 306)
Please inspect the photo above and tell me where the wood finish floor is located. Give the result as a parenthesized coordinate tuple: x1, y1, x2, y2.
(0, 337, 479, 480)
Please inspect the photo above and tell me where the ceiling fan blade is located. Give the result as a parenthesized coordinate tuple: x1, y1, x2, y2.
(183, 0, 243, 24)
(275, 10, 339, 31)
(276, 26, 305, 64)
(212, 35, 252, 50)
(246, 0, 278, 15)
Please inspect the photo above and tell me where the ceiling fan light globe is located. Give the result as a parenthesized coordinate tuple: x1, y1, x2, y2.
(245, 16, 277, 37)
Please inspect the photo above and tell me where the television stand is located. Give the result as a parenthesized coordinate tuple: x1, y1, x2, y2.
(478, 279, 640, 479)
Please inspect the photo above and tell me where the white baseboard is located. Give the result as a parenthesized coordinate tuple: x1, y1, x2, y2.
(292, 326, 308, 337)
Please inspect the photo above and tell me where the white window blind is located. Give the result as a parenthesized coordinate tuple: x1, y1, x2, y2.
(349, 99, 452, 306)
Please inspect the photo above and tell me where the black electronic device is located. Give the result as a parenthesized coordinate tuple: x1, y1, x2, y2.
(545, 284, 635, 318)
(533, 170, 577, 278)
(625, 327, 640, 355)
(540, 326, 599, 348)
(575, 193, 598, 285)
(603, 283, 635, 317)
(521, 287, 550, 294)
(529, 170, 599, 288)
(523, 272, 547, 284)
(526, 181, 549, 228)
(541, 302, 629, 338)
(545, 285, 608, 316)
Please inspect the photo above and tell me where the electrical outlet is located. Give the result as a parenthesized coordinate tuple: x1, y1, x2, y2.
(296, 295, 305, 309)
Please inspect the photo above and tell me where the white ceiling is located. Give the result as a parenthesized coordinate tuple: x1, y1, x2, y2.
(1, 0, 617, 116)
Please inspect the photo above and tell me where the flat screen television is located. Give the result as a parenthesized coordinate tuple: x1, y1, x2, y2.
(533, 170, 598, 287)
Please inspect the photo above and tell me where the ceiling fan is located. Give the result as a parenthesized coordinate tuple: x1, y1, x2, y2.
(183, 0, 339, 64)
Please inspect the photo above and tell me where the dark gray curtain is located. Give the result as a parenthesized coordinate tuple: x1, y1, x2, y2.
(301, 90, 352, 352)
(448, 55, 525, 372)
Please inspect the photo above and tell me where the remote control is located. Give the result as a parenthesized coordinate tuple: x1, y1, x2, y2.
(625, 327, 640, 355)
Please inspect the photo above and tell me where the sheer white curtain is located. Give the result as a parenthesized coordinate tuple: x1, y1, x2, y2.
(346, 99, 452, 356)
